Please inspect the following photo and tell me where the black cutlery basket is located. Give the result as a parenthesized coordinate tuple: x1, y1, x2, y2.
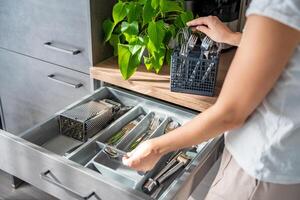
(170, 46, 220, 97)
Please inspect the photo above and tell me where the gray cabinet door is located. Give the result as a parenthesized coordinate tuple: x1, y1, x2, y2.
(0, 49, 90, 135)
(0, 0, 93, 73)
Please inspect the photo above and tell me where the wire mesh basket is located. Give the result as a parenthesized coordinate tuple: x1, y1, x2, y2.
(170, 45, 220, 97)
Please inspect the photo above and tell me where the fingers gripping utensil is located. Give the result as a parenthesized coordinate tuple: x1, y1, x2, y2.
(96, 142, 127, 159)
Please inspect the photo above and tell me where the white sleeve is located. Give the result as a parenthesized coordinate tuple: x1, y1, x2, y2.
(246, 0, 300, 31)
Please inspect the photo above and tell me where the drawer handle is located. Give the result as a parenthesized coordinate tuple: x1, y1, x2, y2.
(44, 42, 81, 55)
(40, 170, 96, 200)
(48, 74, 83, 88)
(0, 98, 6, 130)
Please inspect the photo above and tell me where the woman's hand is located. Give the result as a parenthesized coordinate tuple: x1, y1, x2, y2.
(187, 16, 241, 46)
(122, 139, 163, 172)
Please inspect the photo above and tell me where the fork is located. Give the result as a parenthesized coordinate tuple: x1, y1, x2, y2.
(187, 34, 198, 50)
(177, 34, 198, 78)
(201, 36, 214, 51)
(188, 36, 215, 84)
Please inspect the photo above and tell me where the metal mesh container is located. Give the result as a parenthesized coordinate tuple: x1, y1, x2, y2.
(59, 100, 120, 142)
(170, 46, 220, 97)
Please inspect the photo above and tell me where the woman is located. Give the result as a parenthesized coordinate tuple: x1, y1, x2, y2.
(123, 0, 300, 199)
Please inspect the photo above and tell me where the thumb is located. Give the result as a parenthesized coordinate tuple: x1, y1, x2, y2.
(196, 25, 210, 36)
(122, 151, 134, 166)
(122, 155, 131, 166)
(126, 151, 133, 158)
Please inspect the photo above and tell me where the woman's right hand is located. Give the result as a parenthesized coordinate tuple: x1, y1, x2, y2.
(187, 16, 241, 46)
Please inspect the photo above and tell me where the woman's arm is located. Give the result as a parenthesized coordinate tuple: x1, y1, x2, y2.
(123, 15, 300, 172)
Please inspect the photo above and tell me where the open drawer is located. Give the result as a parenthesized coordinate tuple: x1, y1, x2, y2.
(0, 87, 223, 200)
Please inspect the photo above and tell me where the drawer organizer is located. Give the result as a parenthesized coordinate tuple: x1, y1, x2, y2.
(0, 87, 223, 200)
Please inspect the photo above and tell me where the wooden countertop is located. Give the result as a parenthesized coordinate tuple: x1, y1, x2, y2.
(90, 49, 235, 112)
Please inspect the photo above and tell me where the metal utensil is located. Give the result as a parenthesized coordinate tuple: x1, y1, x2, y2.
(96, 142, 127, 159)
(201, 36, 214, 51)
(128, 116, 161, 151)
(164, 121, 180, 134)
(151, 184, 164, 199)
(103, 146, 127, 159)
(142, 152, 191, 194)
(143, 153, 179, 193)
(156, 154, 190, 183)
(177, 34, 198, 80)
(106, 115, 144, 146)
(187, 34, 198, 50)
(201, 62, 215, 83)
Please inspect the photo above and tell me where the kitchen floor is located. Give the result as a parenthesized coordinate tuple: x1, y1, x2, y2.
(0, 159, 220, 200)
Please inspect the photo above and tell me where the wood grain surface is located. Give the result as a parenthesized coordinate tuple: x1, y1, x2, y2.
(91, 49, 235, 112)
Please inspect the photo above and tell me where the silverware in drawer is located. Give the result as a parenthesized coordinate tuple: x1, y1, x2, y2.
(0, 87, 223, 200)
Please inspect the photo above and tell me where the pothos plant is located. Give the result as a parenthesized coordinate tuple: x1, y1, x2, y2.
(103, 0, 194, 80)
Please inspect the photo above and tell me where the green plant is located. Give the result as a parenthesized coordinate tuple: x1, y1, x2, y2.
(103, 0, 193, 80)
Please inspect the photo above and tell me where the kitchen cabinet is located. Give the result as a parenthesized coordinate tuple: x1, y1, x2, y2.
(0, 0, 113, 74)
(0, 86, 223, 200)
(0, 48, 90, 134)
(0, 0, 114, 135)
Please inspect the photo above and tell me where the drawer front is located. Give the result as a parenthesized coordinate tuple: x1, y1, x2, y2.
(0, 130, 147, 200)
(0, 49, 90, 135)
(0, 0, 92, 73)
(0, 87, 221, 200)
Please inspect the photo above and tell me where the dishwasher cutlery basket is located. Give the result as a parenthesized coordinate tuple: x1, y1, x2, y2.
(170, 45, 220, 97)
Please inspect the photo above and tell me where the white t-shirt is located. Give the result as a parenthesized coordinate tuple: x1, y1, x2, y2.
(225, 0, 300, 184)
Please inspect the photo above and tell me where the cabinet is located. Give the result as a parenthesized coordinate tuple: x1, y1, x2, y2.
(0, 0, 114, 135)
(0, 49, 90, 134)
(0, 0, 114, 74)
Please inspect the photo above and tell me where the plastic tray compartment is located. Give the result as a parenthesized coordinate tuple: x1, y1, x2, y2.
(67, 105, 146, 161)
(20, 87, 141, 157)
(116, 112, 166, 152)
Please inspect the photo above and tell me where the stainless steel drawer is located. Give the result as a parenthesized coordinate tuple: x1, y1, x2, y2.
(0, 0, 110, 73)
(0, 48, 90, 135)
(0, 87, 223, 200)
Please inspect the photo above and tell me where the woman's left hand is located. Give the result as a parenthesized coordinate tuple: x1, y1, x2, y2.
(122, 139, 163, 172)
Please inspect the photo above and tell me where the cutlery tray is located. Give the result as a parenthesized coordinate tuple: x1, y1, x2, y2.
(1, 87, 223, 200)
(170, 45, 220, 96)
(67, 104, 205, 199)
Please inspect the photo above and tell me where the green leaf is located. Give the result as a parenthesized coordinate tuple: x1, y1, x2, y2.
(118, 44, 131, 80)
(109, 34, 120, 56)
(164, 24, 175, 44)
(127, 3, 142, 23)
(113, 2, 127, 24)
(129, 44, 142, 55)
(151, 0, 160, 9)
(143, 0, 156, 25)
(165, 48, 172, 65)
(121, 21, 139, 35)
(121, 21, 139, 42)
(118, 44, 144, 80)
(103, 19, 115, 42)
(174, 15, 184, 28)
(180, 11, 194, 25)
(143, 56, 153, 71)
(128, 36, 145, 54)
(152, 48, 165, 73)
(160, 0, 183, 13)
(147, 20, 166, 51)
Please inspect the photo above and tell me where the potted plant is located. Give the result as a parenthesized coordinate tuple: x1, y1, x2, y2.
(103, 0, 194, 80)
